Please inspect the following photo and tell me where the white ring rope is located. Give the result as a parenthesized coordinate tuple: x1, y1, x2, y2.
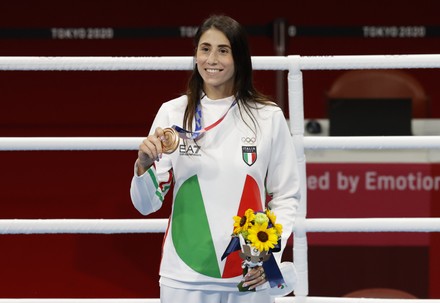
(303, 136, 440, 150)
(0, 300, 159, 303)
(0, 57, 195, 71)
(0, 137, 142, 151)
(294, 298, 440, 303)
(0, 218, 439, 234)
(0, 298, 440, 303)
(0, 219, 168, 234)
(1, 136, 440, 151)
(305, 218, 440, 233)
(1, 54, 440, 71)
(0, 299, 438, 303)
(298, 54, 440, 70)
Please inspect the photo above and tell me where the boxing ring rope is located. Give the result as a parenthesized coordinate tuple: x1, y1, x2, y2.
(0, 300, 438, 303)
(1, 54, 440, 303)
(1, 54, 440, 70)
(1, 218, 440, 234)
(1, 136, 440, 151)
(0, 298, 440, 303)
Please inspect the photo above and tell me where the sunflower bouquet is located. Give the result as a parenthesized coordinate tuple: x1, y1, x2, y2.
(222, 208, 285, 292)
(233, 208, 282, 254)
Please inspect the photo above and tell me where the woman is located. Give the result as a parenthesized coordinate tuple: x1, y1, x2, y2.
(130, 15, 300, 303)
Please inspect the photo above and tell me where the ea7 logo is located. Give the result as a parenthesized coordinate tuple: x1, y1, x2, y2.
(179, 144, 201, 156)
(242, 146, 257, 166)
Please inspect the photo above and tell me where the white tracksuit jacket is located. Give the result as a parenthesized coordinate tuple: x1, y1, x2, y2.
(130, 95, 300, 291)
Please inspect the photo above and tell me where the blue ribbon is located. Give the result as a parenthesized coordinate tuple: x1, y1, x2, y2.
(221, 237, 285, 289)
(262, 253, 285, 288)
(173, 98, 237, 140)
(221, 236, 241, 261)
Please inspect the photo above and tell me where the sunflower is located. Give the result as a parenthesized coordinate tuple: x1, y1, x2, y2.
(247, 222, 278, 252)
(265, 209, 276, 223)
(233, 208, 255, 235)
(265, 209, 283, 236)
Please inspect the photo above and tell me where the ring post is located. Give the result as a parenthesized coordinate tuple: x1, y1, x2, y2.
(288, 55, 308, 299)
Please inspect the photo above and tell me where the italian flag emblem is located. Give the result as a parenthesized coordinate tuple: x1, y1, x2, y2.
(242, 146, 257, 166)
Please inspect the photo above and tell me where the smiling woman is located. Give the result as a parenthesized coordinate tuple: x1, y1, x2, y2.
(195, 28, 235, 99)
(130, 15, 300, 303)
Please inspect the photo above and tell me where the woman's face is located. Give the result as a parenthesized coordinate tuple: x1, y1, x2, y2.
(196, 28, 235, 99)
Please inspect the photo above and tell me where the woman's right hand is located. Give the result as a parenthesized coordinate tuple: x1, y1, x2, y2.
(136, 127, 165, 175)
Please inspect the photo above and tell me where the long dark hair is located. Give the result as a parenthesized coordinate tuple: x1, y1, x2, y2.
(184, 15, 276, 132)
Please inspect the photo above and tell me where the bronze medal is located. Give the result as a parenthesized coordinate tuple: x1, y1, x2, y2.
(162, 127, 179, 154)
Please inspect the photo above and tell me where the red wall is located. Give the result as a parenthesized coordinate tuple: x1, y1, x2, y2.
(0, 0, 439, 299)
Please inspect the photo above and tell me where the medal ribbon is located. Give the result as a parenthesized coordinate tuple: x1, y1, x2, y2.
(172, 99, 237, 140)
(221, 237, 286, 289)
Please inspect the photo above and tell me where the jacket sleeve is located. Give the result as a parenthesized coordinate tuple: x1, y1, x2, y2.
(265, 109, 301, 260)
(129, 103, 174, 216)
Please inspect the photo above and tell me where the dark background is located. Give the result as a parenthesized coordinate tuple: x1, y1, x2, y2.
(0, 0, 439, 299)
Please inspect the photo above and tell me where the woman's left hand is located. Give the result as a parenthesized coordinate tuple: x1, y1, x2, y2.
(242, 266, 267, 290)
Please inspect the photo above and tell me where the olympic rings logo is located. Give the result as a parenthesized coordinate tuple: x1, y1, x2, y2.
(241, 137, 256, 144)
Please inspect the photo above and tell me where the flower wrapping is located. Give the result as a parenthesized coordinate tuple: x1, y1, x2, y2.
(221, 208, 287, 292)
